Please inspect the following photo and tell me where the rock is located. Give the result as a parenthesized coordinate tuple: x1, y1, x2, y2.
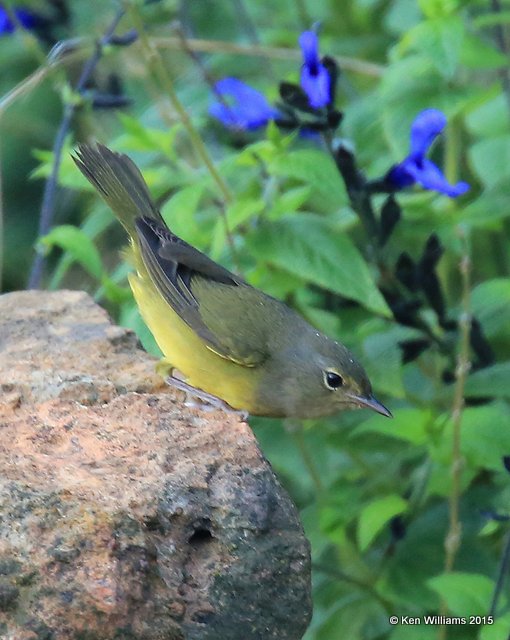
(0, 290, 311, 640)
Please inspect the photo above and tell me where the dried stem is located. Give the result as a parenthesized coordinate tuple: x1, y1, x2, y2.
(152, 36, 385, 77)
(438, 231, 471, 640)
(27, 7, 127, 288)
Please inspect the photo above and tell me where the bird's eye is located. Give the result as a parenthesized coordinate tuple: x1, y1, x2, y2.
(324, 370, 344, 390)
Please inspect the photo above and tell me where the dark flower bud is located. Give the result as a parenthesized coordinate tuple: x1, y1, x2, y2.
(389, 516, 406, 541)
(470, 318, 495, 367)
(109, 29, 138, 46)
(326, 109, 343, 130)
(418, 234, 445, 321)
(395, 252, 416, 290)
(91, 93, 132, 110)
(279, 82, 317, 114)
(399, 338, 430, 363)
(379, 195, 401, 246)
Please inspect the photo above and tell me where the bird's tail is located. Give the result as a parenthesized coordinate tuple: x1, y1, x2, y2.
(73, 143, 163, 237)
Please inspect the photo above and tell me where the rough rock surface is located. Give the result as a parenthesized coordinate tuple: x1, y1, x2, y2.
(0, 290, 311, 640)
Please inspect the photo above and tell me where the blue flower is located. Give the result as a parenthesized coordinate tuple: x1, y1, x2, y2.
(209, 78, 279, 131)
(299, 31, 331, 109)
(387, 109, 469, 198)
(0, 5, 39, 35)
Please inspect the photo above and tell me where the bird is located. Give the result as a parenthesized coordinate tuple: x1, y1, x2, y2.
(73, 143, 391, 420)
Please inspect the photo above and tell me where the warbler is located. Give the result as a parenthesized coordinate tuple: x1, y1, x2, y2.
(73, 144, 391, 419)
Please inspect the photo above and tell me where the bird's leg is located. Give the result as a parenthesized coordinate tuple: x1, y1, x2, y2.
(166, 375, 249, 421)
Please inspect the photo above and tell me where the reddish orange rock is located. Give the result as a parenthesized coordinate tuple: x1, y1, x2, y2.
(0, 290, 311, 640)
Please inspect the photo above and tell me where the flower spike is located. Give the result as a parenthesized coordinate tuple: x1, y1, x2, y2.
(209, 78, 279, 131)
(299, 31, 331, 109)
(387, 109, 469, 198)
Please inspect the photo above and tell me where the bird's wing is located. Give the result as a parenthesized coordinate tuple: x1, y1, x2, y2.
(135, 216, 269, 367)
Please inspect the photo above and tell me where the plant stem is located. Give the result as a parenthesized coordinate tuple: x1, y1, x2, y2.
(128, 5, 232, 205)
(127, 3, 239, 267)
(438, 230, 471, 640)
(27, 6, 127, 288)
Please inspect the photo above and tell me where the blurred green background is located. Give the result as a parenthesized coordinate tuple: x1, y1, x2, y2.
(2, 1, 510, 638)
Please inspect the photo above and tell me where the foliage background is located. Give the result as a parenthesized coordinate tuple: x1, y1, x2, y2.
(2, 0, 510, 638)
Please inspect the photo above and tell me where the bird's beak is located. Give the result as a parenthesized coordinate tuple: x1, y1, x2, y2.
(347, 393, 392, 418)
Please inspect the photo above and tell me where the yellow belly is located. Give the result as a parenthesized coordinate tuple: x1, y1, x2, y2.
(129, 273, 259, 411)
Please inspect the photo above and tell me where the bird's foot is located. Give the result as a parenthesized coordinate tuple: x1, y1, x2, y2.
(166, 376, 249, 421)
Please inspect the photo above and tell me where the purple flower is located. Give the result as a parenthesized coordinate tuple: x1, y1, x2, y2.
(387, 109, 470, 198)
(0, 5, 39, 35)
(299, 31, 331, 109)
(209, 78, 279, 131)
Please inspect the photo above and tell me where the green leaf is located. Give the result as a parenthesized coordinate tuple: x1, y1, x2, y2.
(362, 328, 405, 399)
(399, 16, 464, 79)
(471, 278, 510, 337)
(32, 140, 92, 190)
(465, 92, 509, 139)
(427, 572, 495, 616)
(269, 150, 347, 213)
(418, 0, 460, 18)
(460, 33, 508, 70)
(268, 185, 312, 220)
(118, 113, 182, 158)
(390, 629, 437, 640)
(160, 184, 205, 244)
(357, 494, 407, 551)
(436, 402, 510, 472)
(469, 135, 510, 188)
(40, 225, 103, 280)
(352, 408, 430, 445)
(49, 208, 115, 290)
(225, 197, 265, 230)
(461, 182, 510, 227)
(245, 215, 391, 316)
(473, 11, 510, 28)
(315, 595, 388, 640)
(465, 363, 510, 400)
(480, 612, 510, 640)
(100, 275, 132, 304)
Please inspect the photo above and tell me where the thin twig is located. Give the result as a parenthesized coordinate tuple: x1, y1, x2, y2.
(27, 7, 127, 288)
(127, 3, 240, 268)
(152, 36, 385, 77)
(438, 231, 471, 640)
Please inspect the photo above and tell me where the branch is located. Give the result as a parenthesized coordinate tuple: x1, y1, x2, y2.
(28, 7, 127, 289)
(438, 230, 472, 640)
